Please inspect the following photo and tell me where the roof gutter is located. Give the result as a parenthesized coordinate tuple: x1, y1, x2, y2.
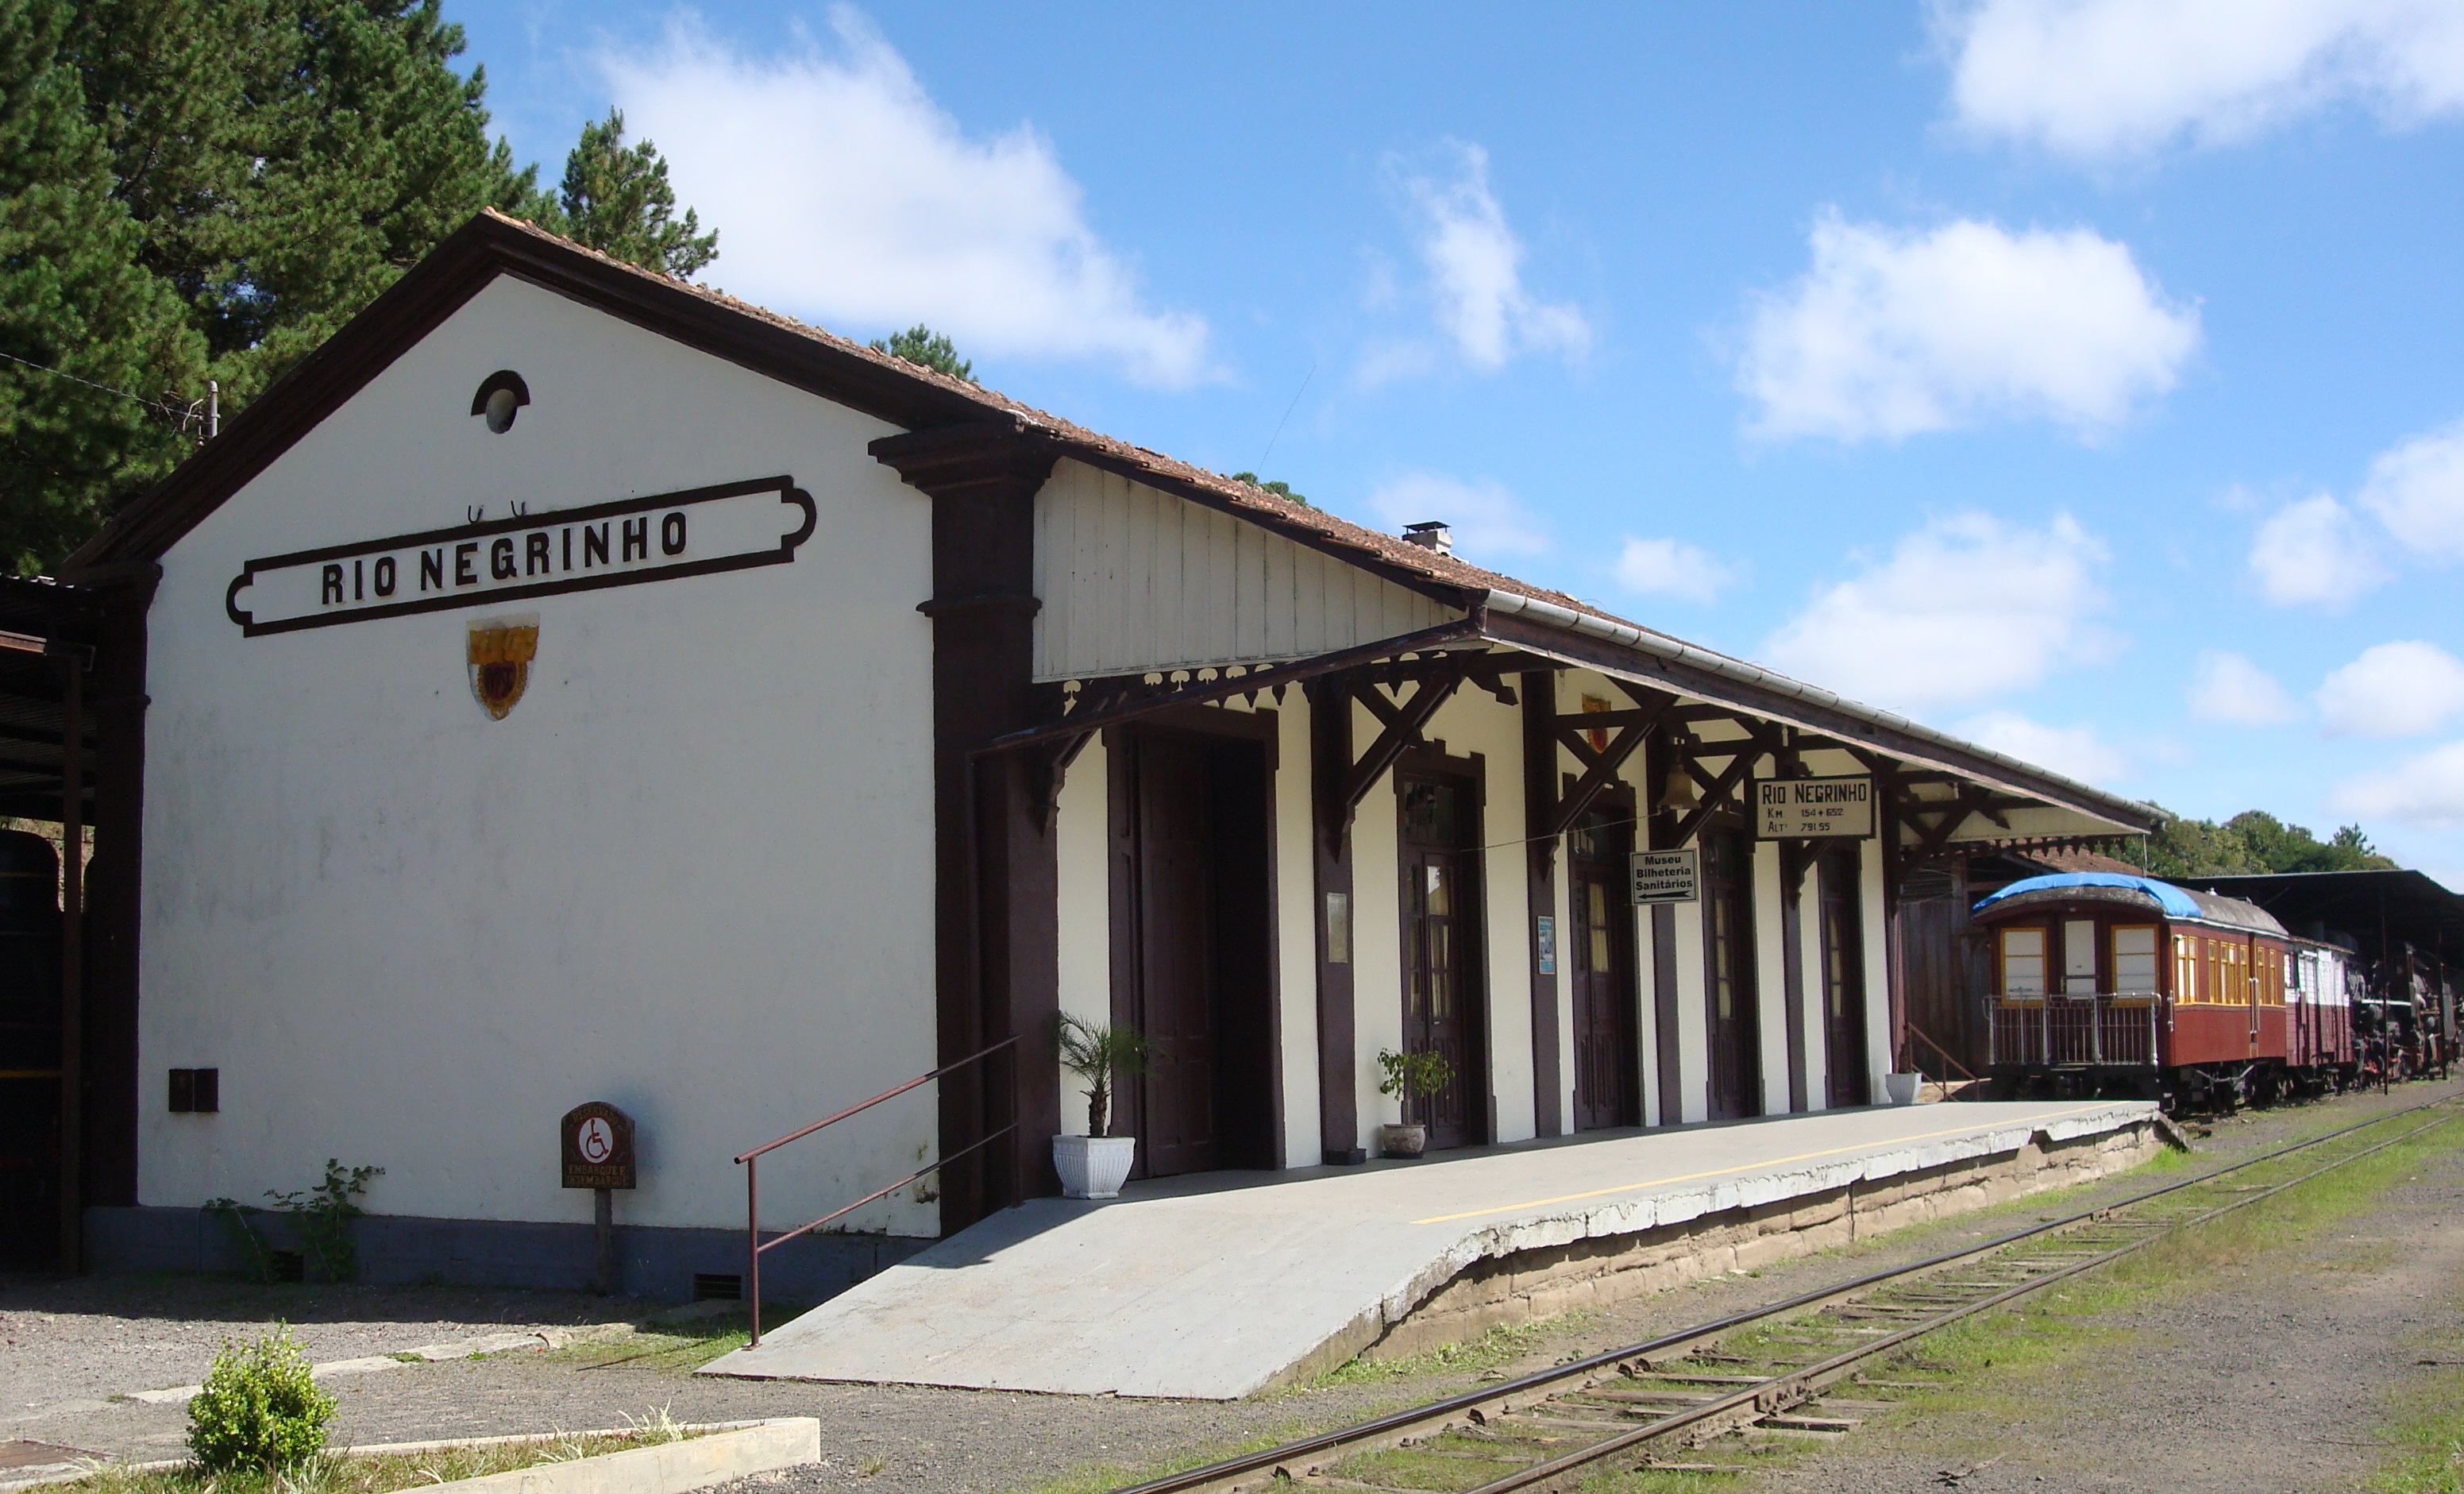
(1481, 588, 2157, 832)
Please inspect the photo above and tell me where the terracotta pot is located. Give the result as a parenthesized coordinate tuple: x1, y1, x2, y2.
(1053, 1134, 1138, 1199)
(1377, 1122, 1428, 1159)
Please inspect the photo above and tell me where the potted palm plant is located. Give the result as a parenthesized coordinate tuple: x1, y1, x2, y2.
(1375, 1048, 1455, 1159)
(1055, 1013, 1153, 1199)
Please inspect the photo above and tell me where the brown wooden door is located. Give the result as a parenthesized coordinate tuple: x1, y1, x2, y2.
(1818, 849, 1869, 1107)
(1703, 829, 1760, 1120)
(1401, 776, 1483, 1150)
(1570, 813, 1638, 1130)
(1132, 734, 1219, 1176)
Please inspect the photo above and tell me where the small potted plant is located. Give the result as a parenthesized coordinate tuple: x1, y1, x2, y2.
(1055, 1013, 1153, 1199)
(1375, 1047, 1455, 1159)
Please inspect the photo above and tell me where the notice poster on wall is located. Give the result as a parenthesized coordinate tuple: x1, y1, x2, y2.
(1754, 775, 1875, 840)
(1629, 848, 1699, 905)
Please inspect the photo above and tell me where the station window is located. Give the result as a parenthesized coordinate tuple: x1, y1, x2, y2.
(1999, 927, 2046, 997)
(2112, 926, 2158, 994)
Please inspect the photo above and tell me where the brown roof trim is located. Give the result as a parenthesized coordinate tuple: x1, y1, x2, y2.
(1478, 606, 2158, 833)
(64, 211, 999, 573)
(53, 210, 2154, 838)
(65, 210, 1609, 624)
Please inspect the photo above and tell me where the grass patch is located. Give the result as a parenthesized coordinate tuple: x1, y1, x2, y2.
(543, 1314, 762, 1375)
(2371, 1363, 2464, 1492)
(2370, 1257, 2464, 1494)
(1865, 1110, 2463, 1428)
(59, 1413, 696, 1494)
(1314, 1312, 1602, 1388)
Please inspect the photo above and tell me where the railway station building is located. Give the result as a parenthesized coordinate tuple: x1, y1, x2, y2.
(17, 212, 2158, 1295)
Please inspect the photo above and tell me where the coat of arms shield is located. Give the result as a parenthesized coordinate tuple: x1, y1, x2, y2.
(467, 616, 538, 720)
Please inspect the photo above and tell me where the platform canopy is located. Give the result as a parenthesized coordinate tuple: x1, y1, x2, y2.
(0, 575, 96, 823)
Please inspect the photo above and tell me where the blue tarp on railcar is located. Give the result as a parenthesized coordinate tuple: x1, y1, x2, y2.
(1973, 872, 2203, 919)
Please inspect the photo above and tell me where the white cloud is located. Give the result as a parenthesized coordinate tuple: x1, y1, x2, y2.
(1939, 0, 2464, 160)
(1362, 145, 1590, 383)
(1956, 710, 2130, 785)
(1739, 212, 2200, 442)
(2187, 650, 2302, 724)
(2246, 493, 2387, 606)
(2358, 416, 2464, 561)
(602, 9, 1211, 386)
(1363, 471, 1551, 560)
(2315, 639, 2464, 735)
(1760, 512, 2113, 712)
(2333, 739, 2464, 828)
(1612, 538, 1738, 604)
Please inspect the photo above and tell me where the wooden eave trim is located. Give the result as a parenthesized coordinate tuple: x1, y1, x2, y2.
(1479, 608, 2156, 836)
(66, 215, 997, 573)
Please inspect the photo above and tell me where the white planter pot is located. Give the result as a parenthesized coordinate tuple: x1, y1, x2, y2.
(1884, 1071, 1923, 1106)
(1377, 1123, 1428, 1159)
(1053, 1134, 1138, 1199)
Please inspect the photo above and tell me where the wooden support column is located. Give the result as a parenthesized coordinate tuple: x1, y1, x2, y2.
(1309, 675, 1362, 1163)
(1519, 670, 1562, 1138)
(1644, 729, 1683, 1125)
(872, 422, 1061, 1233)
(64, 562, 157, 1233)
(1875, 764, 1908, 1074)
(54, 647, 83, 1271)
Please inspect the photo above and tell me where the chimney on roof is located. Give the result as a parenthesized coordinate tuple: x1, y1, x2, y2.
(1402, 521, 1453, 555)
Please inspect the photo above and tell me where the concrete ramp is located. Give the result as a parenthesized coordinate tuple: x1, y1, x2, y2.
(700, 1099, 2152, 1399)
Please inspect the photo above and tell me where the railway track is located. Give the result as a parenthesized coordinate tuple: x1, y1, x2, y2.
(1111, 1094, 2462, 1494)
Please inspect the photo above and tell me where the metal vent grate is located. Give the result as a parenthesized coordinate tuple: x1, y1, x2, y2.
(691, 1272, 742, 1302)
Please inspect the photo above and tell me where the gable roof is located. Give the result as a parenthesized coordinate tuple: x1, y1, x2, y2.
(67, 210, 2157, 836)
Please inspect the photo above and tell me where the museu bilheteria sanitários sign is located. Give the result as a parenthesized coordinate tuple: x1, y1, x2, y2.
(223, 476, 816, 636)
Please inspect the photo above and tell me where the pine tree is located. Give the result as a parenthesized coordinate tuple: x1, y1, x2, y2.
(0, 0, 203, 573)
(869, 325, 974, 384)
(542, 110, 718, 278)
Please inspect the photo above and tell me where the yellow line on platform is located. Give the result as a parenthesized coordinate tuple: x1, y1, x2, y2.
(1408, 1103, 2119, 1225)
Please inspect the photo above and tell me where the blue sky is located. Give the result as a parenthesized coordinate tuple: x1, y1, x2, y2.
(447, 2, 2464, 881)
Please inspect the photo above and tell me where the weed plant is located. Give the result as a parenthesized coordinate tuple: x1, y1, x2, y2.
(187, 1326, 334, 1473)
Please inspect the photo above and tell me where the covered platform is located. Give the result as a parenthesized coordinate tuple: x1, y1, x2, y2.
(701, 1098, 2157, 1399)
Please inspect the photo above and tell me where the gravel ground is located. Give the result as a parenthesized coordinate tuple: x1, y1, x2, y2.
(5, 1079, 2455, 1494)
(1764, 1088, 2464, 1494)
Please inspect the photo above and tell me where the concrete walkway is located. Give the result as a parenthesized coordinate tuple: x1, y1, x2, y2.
(700, 1098, 2151, 1399)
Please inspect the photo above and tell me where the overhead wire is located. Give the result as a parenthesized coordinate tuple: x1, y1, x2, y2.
(0, 349, 202, 425)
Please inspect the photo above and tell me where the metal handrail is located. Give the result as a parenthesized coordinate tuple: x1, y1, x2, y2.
(737, 1033, 1019, 1345)
(1899, 1020, 1980, 1090)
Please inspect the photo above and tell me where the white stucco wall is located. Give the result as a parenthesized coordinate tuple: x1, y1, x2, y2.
(1671, 894, 1710, 1125)
(137, 275, 939, 1237)
(1348, 705, 1403, 1145)
(1752, 841, 1790, 1117)
(1054, 734, 1111, 1138)
(1861, 837, 1894, 1087)
(1273, 696, 1321, 1168)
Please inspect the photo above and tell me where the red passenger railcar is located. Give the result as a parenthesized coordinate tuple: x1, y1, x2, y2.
(1973, 873, 2296, 1109)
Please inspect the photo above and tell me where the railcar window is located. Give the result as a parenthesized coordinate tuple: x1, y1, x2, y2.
(2174, 935, 2194, 1002)
(2113, 926, 2158, 994)
(2000, 928, 2046, 996)
(2062, 920, 2098, 994)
